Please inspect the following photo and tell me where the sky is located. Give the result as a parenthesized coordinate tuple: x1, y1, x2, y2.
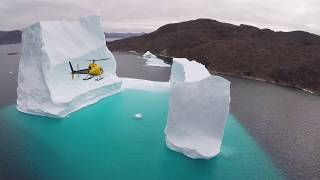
(1, 0, 320, 34)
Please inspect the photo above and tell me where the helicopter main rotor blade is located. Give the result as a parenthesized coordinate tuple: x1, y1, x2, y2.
(87, 58, 110, 61)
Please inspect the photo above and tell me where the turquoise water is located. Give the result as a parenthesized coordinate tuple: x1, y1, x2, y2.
(0, 90, 283, 180)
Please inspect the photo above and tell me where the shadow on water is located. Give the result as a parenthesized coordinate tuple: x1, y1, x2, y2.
(0, 90, 283, 180)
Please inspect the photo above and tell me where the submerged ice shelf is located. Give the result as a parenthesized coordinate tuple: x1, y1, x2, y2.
(0, 91, 282, 180)
(17, 16, 121, 117)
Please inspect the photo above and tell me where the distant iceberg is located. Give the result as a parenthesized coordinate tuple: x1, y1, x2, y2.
(165, 58, 231, 159)
(17, 16, 122, 118)
(142, 51, 171, 67)
(142, 51, 157, 58)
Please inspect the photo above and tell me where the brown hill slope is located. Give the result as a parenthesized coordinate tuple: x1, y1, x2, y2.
(109, 19, 320, 93)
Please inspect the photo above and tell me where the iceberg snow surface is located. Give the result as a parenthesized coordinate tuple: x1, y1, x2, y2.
(17, 16, 122, 118)
(165, 58, 231, 159)
(170, 58, 211, 83)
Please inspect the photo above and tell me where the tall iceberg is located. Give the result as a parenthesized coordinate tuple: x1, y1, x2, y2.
(17, 16, 122, 118)
(165, 58, 231, 159)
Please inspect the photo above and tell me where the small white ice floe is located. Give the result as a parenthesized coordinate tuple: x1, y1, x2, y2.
(134, 113, 143, 119)
(128, 51, 137, 54)
(302, 89, 315, 94)
(9, 71, 13, 74)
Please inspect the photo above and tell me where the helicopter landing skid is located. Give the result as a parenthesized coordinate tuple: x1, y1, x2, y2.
(95, 76, 104, 81)
(83, 76, 93, 80)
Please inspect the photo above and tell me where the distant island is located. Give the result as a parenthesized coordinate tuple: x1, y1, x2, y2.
(105, 32, 145, 39)
(0, 30, 21, 45)
(109, 19, 320, 94)
(0, 30, 144, 45)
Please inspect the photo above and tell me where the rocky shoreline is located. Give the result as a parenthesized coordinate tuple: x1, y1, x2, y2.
(209, 69, 317, 95)
(115, 50, 318, 95)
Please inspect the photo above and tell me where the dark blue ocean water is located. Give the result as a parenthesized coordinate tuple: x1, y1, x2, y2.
(0, 89, 282, 180)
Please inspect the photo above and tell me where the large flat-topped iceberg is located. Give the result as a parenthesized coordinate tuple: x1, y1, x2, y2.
(165, 58, 231, 159)
(17, 16, 122, 118)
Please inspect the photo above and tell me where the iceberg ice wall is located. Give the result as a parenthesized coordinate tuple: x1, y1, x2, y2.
(165, 58, 231, 159)
(17, 16, 122, 118)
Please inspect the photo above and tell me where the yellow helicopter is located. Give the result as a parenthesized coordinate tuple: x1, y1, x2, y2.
(68, 58, 109, 81)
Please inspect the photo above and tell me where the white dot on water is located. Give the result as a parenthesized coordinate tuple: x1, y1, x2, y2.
(134, 113, 143, 119)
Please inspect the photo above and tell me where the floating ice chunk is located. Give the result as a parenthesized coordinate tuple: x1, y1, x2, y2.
(17, 15, 122, 118)
(165, 58, 231, 159)
(145, 58, 171, 67)
(128, 51, 138, 54)
(142, 51, 170, 67)
(134, 113, 143, 119)
(142, 51, 157, 58)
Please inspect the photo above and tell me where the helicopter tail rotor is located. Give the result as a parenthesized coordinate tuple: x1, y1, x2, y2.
(77, 64, 79, 78)
(69, 61, 76, 80)
(69, 61, 74, 73)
